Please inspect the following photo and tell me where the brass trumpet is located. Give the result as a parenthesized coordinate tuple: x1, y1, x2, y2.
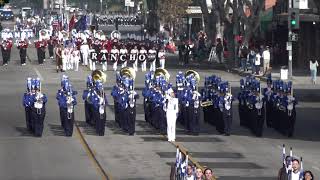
(201, 101, 213, 107)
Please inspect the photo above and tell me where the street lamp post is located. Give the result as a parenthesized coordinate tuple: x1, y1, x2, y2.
(100, 0, 103, 14)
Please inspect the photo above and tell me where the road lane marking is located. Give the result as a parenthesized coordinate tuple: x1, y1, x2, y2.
(75, 124, 112, 180)
(33, 67, 43, 80)
(29, 65, 111, 179)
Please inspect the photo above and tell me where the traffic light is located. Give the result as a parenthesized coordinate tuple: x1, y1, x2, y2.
(288, 8, 300, 30)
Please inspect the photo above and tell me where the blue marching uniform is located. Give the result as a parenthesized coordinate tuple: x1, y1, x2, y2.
(124, 90, 139, 135)
(56, 76, 77, 136)
(263, 74, 273, 128)
(23, 78, 47, 137)
(92, 81, 108, 136)
(113, 68, 138, 135)
(23, 78, 34, 132)
(112, 72, 122, 127)
(83, 75, 95, 126)
(142, 72, 153, 123)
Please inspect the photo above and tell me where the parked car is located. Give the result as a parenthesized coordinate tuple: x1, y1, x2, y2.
(1, 9, 14, 21)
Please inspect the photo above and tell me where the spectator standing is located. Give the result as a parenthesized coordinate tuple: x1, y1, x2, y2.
(262, 46, 271, 75)
(303, 170, 314, 180)
(247, 50, 256, 74)
(278, 156, 292, 180)
(204, 168, 214, 180)
(185, 165, 195, 180)
(216, 39, 223, 64)
(288, 159, 301, 180)
(178, 41, 186, 65)
(255, 51, 262, 75)
(309, 59, 318, 84)
(240, 45, 249, 71)
(195, 168, 204, 180)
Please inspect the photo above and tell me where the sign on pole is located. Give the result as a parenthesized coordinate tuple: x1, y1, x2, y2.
(129, 1, 135, 7)
(125, 0, 131, 6)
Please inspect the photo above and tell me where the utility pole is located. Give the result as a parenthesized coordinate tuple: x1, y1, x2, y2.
(288, 0, 293, 79)
(100, 0, 103, 14)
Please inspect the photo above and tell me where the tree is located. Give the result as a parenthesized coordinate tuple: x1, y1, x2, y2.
(238, 0, 266, 45)
(200, 0, 218, 42)
(315, 1, 320, 13)
(157, 0, 192, 34)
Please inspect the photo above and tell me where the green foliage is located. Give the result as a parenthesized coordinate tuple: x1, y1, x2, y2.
(157, 0, 192, 24)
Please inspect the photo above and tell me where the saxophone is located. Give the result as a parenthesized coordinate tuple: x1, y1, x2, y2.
(224, 93, 232, 112)
(66, 93, 74, 119)
(129, 90, 136, 108)
(35, 91, 44, 114)
(193, 91, 200, 109)
(255, 94, 263, 115)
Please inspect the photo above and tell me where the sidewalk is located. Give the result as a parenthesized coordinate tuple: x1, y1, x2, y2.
(228, 67, 320, 89)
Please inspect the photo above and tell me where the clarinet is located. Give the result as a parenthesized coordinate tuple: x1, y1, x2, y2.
(255, 95, 263, 115)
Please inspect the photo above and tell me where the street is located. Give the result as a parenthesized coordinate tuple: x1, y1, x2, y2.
(0, 41, 319, 180)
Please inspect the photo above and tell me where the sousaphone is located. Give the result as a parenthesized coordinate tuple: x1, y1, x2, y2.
(154, 68, 170, 82)
(185, 70, 200, 85)
(92, 70, 107, 83)
(120, 67, 136, 80)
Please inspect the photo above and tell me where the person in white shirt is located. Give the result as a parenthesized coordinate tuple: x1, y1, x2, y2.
(80, 42, 90, 66)
(100, 47, 108, 71)
(65, 46, 72, 70)
(255, 51, 261, 75)
(71, 47, 80, 71)
(139, 46, 148, 72)
(148, 46, 157, 72)
(130, 46, 139, 71)
(310, 59, 318, 84)
(158, 48, 166, 69)
(61, 46, 67, 71)
(164, 88, 178, 142)
(88, 47, 96, 71)
(110, 45, 119, 71)
(289, 159, 301, 180)
(119, 45, 128, 68)
(185, 165, 195, 180)
(262, 46, 271, 75)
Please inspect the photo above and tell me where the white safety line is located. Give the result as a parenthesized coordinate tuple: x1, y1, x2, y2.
(33, 67, 43, 80)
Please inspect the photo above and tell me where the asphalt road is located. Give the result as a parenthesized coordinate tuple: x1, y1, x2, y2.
(0, 45, 319, 179)
(1, 23, 320, 179)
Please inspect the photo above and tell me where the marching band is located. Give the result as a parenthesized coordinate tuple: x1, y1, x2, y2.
(5, 22, 297, 141)
(112, 67, 139, 135)
(1, 37, 13, 66)
(238, 75, 297, 137)
(82, 70, 108, 136)
(23, 77, 47, 137)
(56, 75, 77, 136)
(200, 75, 234, 136)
